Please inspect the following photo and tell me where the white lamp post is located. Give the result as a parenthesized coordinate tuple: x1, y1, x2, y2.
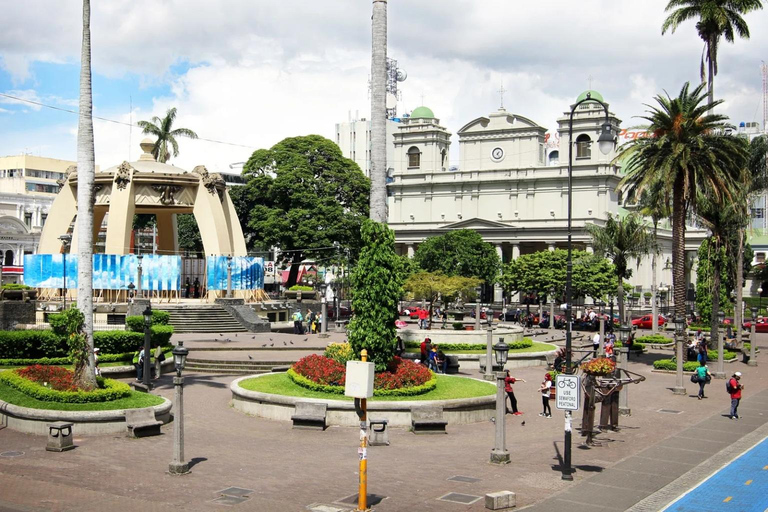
(490, 340, 510, 464)
(672, 315, 687, 395)
(169, 341, 190, 475)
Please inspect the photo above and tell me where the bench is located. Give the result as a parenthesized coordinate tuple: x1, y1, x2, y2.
(411, 405, 447, 434)
(479, 355, 504, 373)
(544, 353, 555, 370)
(369, 418, 390, 446)
(46, 422, 75, 452)
(291, 401, 327, 431)
(125, 408, 162, 438)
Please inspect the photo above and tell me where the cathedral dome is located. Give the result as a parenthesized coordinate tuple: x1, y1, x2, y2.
(575, 90, 604, 103)
(410, 106, 435, 119)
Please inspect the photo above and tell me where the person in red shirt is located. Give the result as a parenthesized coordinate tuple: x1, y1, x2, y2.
(729, 371, 744, 420)
(504, 370, 526, 415)
(418, 308, 429, 329)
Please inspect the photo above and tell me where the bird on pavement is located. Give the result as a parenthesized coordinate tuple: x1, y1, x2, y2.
(303, 337, 308, 342)
(521, 421, 526, 426)
(269, 338, 273, 342)
(219, 333, 224, 337)
(252, 336, 256, 339)
(261, 344, 266, 347)
(248, 355, 253, 360)
(283, 341, 287, 346)
(270, 343, 274, 347)
(289, 341, 293, 345)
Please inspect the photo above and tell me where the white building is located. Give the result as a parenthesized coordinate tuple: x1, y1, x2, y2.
(379, 91, 707, 304)
(334, 115, 399, 177)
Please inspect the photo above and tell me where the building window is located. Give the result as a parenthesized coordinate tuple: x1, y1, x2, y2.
(4, 250, 13, 266)
(576, 134, 591, 159)
(548, 150, 559, 166)
(407, 146, 421, 168)
(23, 212, 32, 227)
(441, 149, 447, 170)
(757, 252, 766, 264)
(751, 208, 765, 219)
(41, 213, 48, 227)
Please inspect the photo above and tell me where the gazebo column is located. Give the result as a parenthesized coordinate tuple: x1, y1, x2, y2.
(155, 213, 179, 255)
(72, 207, 107, 252)
(37, 183, 77, 254)
(193, 186, 233, 256)
(105, 178, 136, 255)
(222, 193, 247, 256)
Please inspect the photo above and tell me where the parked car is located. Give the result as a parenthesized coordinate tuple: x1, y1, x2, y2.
(631, 314, 667, 329)
(742, 319, 768, 333)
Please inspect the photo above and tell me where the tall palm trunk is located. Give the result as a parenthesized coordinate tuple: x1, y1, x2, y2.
(673, 178, 687, 375)
(651, 219, 659, 334)
(707, 37, 715, 106)
(369, 0, 388, 223)
(76, 0, 97, 390)
(735, 228, 744, 345)
(616, 276, 625, 327)
(710, 244, 721, 350)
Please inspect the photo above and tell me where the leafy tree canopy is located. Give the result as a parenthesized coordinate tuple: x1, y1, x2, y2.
(404, 271, 481, 305)
(237, 135, 370, 272)
(414, 229, 500, 285)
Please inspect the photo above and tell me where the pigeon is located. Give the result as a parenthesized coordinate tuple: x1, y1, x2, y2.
(303, 337, 308, 342)
(252, 336, 256, 339)
(248, 355, 253, 360)
(269, 338, 273, 342)
(270, 343, 274, 347)
(219, 333, 224, 337)
(283, 341, 287, 346)
(521, 421, 526, 426)
(261, 344, 267, 347)
(289, 341, 293, 345)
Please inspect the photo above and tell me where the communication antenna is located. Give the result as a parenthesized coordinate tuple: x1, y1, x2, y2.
(386, 57, 407, 119)
(762, 61, 768, 133)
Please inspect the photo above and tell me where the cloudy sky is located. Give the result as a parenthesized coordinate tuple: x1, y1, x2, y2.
(1, 0, 766, 172)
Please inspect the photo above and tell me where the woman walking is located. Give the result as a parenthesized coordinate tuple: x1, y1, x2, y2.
(695, 360, 711, 400)
(539, 373, 553, 417)
(504, 370, 526, 415)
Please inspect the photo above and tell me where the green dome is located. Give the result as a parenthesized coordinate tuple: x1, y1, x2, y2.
(576, 90, 604, 103)
(410, 106, 435, 119)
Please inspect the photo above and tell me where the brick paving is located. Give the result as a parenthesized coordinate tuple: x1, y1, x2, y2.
(0, 330, 765, 511)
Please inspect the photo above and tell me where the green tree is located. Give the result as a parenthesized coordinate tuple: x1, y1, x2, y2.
(404, 271, 481, 328)
(177, 214, 203, 255)
(239, 135, 370, 288)
(414, 229, 500, 286)
(586, 213, 656, 324)
(662, 0, 763, 105)
(137, 107, 198, 163)
(619, 82, 749, 380)
(347, 220, 403, 371)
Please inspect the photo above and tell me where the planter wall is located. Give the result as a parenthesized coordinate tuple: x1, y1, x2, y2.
(397, 326, 524, 345)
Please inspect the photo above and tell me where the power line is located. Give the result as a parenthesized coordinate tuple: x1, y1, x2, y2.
(0, 92, 256, 150)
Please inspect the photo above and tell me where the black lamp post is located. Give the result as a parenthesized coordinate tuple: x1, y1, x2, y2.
(715, 309, 726, 378)
(58, 234, 72, 309)
(226, 255, 233, 299)
(673, 315, 687, 394)
(749, 306, 758, 367)
(169, 341, 190, 475)
(320, 282, 328, 334)
(475, 285, 483, 330)
(142, 304, 152, 388)
(563, 92, 616, 481)
(127, 282, 135, 302)
(759, 287, 763, 314)
(490, 340, 510, 464)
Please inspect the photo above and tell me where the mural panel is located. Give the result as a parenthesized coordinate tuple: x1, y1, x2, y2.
(206, 256, 264, 290)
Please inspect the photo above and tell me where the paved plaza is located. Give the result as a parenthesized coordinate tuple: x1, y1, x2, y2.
(0, 330, 766, 511)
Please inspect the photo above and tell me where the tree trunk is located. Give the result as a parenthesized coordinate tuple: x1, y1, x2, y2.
(286, 252, 303, 289)
(710, 249, 721, 353)
(672, 177, 687, 369)
(651, 220, 658, 334)
(616, 276, 625, 328)
(76, 0, 97, 391)
(369, 0, 388, 223)
(707, 38, 715, 106)
(736, 228, 744, 345)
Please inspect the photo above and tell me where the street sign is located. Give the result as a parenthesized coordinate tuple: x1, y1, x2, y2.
(555, 375, 580, 411)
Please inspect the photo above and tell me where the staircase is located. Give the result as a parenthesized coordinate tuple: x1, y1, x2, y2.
(161, 305, 247, 333)
(184, 358, 295, 375)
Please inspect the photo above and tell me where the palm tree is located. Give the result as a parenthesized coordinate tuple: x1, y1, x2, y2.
(661, 0, 764, 105)
(369, 0, 388, 223)
(638, 181, 671, 334)
(137, 107, 198, 163)
(76, 0, 97, 390)
(619, 82, 749, 390)
(586, 213, 656, 325)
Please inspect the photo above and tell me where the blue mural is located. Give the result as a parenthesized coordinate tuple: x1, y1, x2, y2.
(24, 254, 182, 291)
(206, 256, 264, 290)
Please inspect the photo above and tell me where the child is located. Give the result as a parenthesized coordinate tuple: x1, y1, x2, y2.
(539, 373, 553, 417)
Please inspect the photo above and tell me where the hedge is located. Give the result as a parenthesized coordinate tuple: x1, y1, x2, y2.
(653, 351, 738, 371)
(0, 350, 171, 368)
(0, 370, 131, 403)
(0, 326, 174, 359)
(125, 310, 171, 332)
(286, 368, 438, 397)
(635, 335, 673, 345)
(404, 338, 534, 352)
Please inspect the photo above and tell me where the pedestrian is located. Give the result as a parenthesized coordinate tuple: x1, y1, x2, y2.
(395, 336, 405, 357)
(306, 309, 315, 334)
(728, 372, 744, 420)
(132, 347, 142, 381)
(154, 344, 165, 379)
(292, 309, 303, 335)
(697, 342, 708, 364)
(592, 332, 600, 357)
(193, 277, 200, 298)
(539, 373, 553, 418)
(93, 347, 101, 376)
(694, 360, 711, 399)
(418, 308, 429, 329)
(504, 370, 526, 415)
(604, 335, 615, 359)
(184, 278, 191, 298)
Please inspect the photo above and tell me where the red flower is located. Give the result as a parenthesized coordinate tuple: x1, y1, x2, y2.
(16, 365, 79, 391)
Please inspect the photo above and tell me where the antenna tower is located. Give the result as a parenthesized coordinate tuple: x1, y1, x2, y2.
(385, 57, 407, 119)
(762, 61, 768, 133)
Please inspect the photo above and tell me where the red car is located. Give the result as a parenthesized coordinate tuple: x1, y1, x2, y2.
(631, 314, 667, 329)
(742, 320, 768, 333)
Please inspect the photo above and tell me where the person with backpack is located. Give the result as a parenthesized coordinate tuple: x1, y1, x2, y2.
(538, 373, 553, 418)
(694, 360, 711, 400)
(727, 372, 744, 420)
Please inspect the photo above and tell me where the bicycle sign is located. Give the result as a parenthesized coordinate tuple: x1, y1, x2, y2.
(555, 375, 580, 411)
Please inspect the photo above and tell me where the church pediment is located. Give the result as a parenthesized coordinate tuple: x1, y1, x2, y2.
(458, 111, 543, 135)
(441, 217, 510, 230)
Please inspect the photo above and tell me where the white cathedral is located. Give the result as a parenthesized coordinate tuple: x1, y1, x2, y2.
(336, 90, 709, 304)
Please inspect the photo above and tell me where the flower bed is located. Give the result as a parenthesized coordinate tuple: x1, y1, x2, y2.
(289, 354, 436, 397)
(580, 357, 616, 376)
(0, 366, 131, 403)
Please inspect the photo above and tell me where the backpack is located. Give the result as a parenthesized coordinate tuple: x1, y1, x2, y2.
(726, 379, 735, 394)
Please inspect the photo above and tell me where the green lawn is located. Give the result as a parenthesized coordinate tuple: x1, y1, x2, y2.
(405, 341, 556, 355)
(239, 373, 496, 402)
(0, 381, 165, 411)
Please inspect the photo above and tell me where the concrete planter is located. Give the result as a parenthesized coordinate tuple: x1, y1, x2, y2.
(0, 395, 172, 435)
(398, 326, 524, 345)
(231, 374, 496, 427)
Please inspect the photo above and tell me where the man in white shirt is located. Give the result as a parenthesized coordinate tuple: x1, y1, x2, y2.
(592, 332, 600, 357)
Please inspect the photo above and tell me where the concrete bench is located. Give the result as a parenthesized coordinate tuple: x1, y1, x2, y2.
(445, 355, 460, 374)
(479, 355, 504, 373)
(125, 408, 162, 438)
(46, 422, 75, 452)
(369, 418, 390, 446)
(411, 405, 447, 434)
(291, 401, 327, 431)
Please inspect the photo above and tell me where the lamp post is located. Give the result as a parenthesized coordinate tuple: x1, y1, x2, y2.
(58, 234, 71, 310)
(137, 254, 144, 298)
(320, 283, 328, 334)
(142, 304, 152, 389)
(672, 315, 687, 395)
(475, 285, 482, 331)
(563, 91, 616, 481)
(714, 310, 725, 378)
(598, 300, 605, 357)
(226, 255, 233, 299)
(127, 282, 135, 303)
(618, 325, 631, 415)
(749, 306, 758, 367)
(549, 287, 555, 331)
(759, 287, 763, 315)
(490, 340, 510, 464)
(169, 341, 190, 475)
(485, 313, 494, 382)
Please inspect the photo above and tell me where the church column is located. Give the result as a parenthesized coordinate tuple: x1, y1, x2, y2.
(494, 243, 503, 303)
(511, 243, 520, 260)
(407, 244, 415, 258)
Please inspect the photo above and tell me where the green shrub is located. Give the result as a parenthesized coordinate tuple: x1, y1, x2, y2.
(324, 343, 355, 365)
(288, 285, 314, 291)
(452, 322, 464, 330)
(0, 370, 131, 403)
(403, 338, 534, 352)
(0, 356, 71, 366)
(93, 326, 174, 354)
(286, 368, 437, 397)
(635, 335, 672, 344)
(1, 283, 31, 290)
(652, 353, 736, 371)
(0, 331, 67, 358)
(125, 310, 171, 332)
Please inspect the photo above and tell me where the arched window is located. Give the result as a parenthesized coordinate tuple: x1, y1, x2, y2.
(407, 146, 421, 168)
(548, 150, 559, 166)
(4, 250, 13, 266)
(576, 134, 591, 159)
(441, 149, 447, 170)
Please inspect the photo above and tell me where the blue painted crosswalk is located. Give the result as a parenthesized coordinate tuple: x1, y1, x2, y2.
(665, 436, 768, 512)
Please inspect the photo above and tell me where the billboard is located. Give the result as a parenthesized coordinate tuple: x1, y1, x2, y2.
(206, 256, 264, 290)
(23, 254, 78, 288)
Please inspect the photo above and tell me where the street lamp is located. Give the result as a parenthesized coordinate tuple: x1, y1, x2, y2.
(619, 324, 631, 346)
(475, 285, 482, 331)
(137, 254, 144, 298)
(169, 341, 190, 475)
(758, 287, 764, 314)
(749, 306, 758, 367)
(562, 91, 616, 481)
(485, 311, 494, 381)
(58, 234, 72, 309)
(715, 309, 726, 378)
(549, 287, 556, 331)
(142, 304, 152, 388)
(673, 315, 687, 395)
(490, 340, 510, 464)
(226, 255, 233, 299)
(127, 282, 135, 303)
